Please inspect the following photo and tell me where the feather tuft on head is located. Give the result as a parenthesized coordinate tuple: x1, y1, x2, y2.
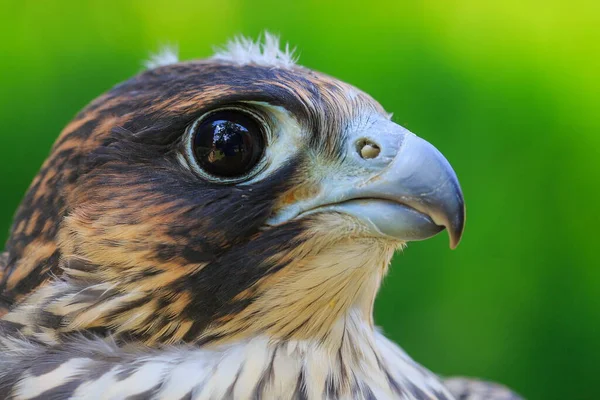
(212, 32, 297, 68)
(144, 45, 179, 69)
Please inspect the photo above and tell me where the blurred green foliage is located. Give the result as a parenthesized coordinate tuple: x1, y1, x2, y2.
(1, 1, 599, 399)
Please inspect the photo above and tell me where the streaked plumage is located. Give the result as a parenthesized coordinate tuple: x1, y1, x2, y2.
(0, 35, 521, 399)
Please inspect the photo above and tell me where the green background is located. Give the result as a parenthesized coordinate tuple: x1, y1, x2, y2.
(1, 1, 598, 399)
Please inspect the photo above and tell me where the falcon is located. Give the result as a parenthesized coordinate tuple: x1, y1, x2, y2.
(0, 34, 521, 399)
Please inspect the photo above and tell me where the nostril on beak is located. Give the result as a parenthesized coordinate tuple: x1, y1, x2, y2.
(357, 139, 381, 159)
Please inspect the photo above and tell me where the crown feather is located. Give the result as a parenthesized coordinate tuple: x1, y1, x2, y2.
(212, 32, 297, 68)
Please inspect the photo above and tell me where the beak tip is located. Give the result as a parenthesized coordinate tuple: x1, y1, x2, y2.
(448, 204, 466, 250)
(449, 238, 461, 250)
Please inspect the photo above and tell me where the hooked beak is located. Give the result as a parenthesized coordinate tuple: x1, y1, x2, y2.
(269, 121, 466, 249)
(330, 132, 465, 248)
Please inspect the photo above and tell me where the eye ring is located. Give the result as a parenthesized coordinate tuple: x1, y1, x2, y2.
(184, 106, 269, 183)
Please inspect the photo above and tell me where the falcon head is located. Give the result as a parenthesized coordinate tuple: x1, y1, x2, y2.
(1, 35, 464, 345)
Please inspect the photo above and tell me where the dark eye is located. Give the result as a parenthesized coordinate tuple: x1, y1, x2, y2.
(190, 109, 266, 179)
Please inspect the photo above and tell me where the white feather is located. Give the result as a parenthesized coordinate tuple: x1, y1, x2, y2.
(212, 32, 297, 68)
(144, 45, 179, 69)
(144, 33, 296, 70)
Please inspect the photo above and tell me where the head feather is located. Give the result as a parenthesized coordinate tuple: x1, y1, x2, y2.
(212, 32, 297, 68)
(144, 45, 179, 69)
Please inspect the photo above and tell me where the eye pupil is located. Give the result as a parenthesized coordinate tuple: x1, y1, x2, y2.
(192, 110, 265, 178)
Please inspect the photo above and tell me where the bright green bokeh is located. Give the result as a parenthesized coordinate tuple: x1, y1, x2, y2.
(1, 1, 598, 399)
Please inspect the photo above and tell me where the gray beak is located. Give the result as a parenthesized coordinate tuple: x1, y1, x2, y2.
(269, 120, 466, 248)
(347, 132, 466, 249)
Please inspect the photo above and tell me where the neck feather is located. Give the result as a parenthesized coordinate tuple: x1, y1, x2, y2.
(201, 238, 397, 344)
(2, 237, 398, 348)
(0, 239, 455, 399)
(0, 308, 453, 400)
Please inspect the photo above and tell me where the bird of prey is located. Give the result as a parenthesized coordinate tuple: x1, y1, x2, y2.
(0, 35, 521, 400)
